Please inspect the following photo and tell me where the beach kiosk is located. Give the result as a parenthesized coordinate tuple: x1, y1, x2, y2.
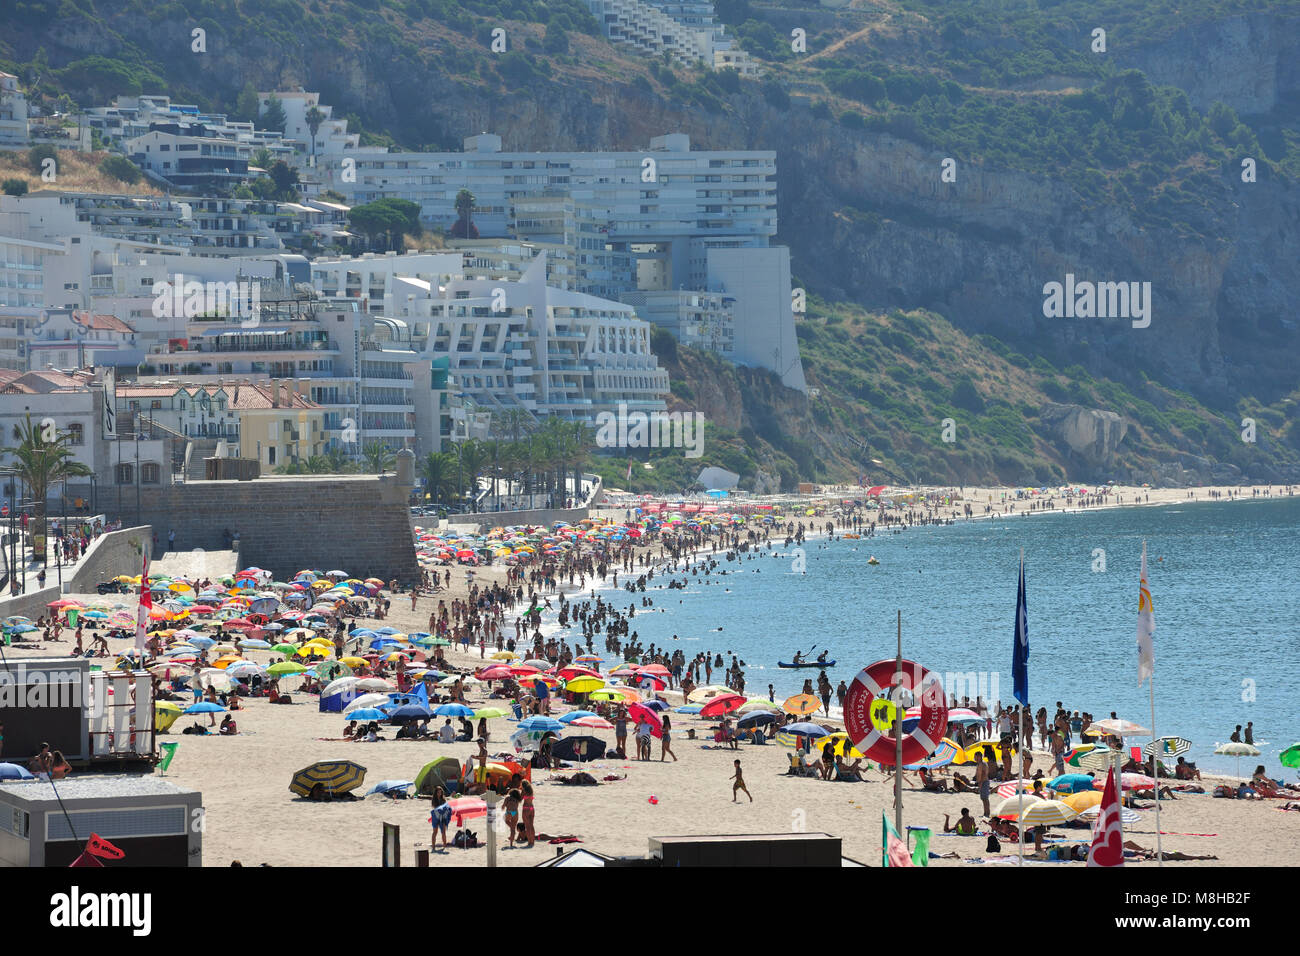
(0, 776, 202, 867)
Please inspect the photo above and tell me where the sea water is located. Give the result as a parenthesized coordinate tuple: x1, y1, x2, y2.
(607, 496, 1299, 776)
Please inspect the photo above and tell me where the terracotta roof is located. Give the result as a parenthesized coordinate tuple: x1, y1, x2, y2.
(228, 382, 318, 410)
(72, 311, 135, 334)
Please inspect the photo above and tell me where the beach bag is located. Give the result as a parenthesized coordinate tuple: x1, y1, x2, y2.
(985, 834, 1000, 853)
(453, 829, 479, 848)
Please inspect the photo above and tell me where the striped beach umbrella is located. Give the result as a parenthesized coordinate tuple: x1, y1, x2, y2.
(289, 760, 367, 798)
(1016, 800, 1079, 827)
(1144, 736, 1192, 758)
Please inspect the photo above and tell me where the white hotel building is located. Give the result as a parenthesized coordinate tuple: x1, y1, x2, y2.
(319, 131, 805, 389)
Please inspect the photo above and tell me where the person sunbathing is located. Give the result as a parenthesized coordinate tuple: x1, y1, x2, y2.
(1174, 757, 1201, 781)
(918, 768, 949, 792)
(988, 816, 1019, 841)
(944, 809, 977, 834)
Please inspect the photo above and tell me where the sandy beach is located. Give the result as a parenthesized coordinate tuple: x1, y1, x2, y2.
(4, 482, 1296, 867)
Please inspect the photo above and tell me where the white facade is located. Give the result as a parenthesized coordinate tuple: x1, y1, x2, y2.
(0, 72, 30, 149)
(705, 245, 806, 390)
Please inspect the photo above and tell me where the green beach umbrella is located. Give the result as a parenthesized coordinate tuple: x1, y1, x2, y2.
(272, 643, 298, 655)
(473, 707, 510, 719)
(1278, 744, 1300, 769)
(267, 661, 307, 676)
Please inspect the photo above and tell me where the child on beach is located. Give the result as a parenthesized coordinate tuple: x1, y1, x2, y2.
(731, 759, 752, 802)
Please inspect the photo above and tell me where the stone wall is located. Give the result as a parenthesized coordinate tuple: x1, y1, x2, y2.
(130, 476, 420, 585)
(68, 525, 153, 592)
(0, 585, 61, 628)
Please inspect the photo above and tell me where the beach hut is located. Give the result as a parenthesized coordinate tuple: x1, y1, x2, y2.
(0, 776, 203, 866)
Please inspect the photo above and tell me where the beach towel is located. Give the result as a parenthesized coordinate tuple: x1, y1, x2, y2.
(909, 827, 931, 867)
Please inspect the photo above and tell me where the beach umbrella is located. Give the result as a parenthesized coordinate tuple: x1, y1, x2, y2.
(903, 738, 961, 770)
(346, 708, 389, 722)
(698, 693, 748, 717)
(559, 710, 600, 724)
(686, 684, 733, 703)
(266, 661, 307, 676)
(355, 678, 395, 692)
(626, 703, 663, 738)
(1214, 741, 1260, 780)
(1099, 773, 1155, 791)
(736, 711, 779, 729)
(1016, 800, 1079, 827)
(1079, 804, 1140, 826)
(1279, 745, 1300, 769)
(445, 796, 487, 826)
(780, 722, 828, 737)
(782, 694, 820, 716)
(289, 760, 366, 798)
(366, 780, 413, 798)
(564, 675, 605, 694)
(1065, 744, 1098, 767)
(675, 704, 703, 715)
(994, 794, 1043, 819)
(238, 639, 272, 650)
(1048, 773, 1098, 794)
(473, 707, 511, 720)
(518, 716, 565, 734)
(433, 703, 475, 718)
(0, 763, 34, 781)
(322, 676, 360, 698)
(566, 716, 614, 730)
(1075, 747, 1118, 773)
(1144, 736, 1192, 759)
(183, 702, 226, 714)
(388, 704, 433, 722)
(816, 733, 864, 760)
(736, 699, 781, 714)
(1087, 718, 1150, 738)
(344, 693, 392, 713)
(1061, 790, 1103, 813)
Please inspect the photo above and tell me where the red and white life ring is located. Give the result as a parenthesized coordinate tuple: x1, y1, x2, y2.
(844, 658, 948, 766)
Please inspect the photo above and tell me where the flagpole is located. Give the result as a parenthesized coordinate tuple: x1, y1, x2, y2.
(894, 609, 903, 838)
(1016, 549, 1024, 866)
(1150, 674, 1162, 865)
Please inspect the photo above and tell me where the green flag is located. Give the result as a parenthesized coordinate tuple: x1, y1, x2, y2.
(158, 742, 178, 773)
(910, 826, 931, 867)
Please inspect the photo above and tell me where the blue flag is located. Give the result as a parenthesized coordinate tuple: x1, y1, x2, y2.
(1012, 555, 1029, 705)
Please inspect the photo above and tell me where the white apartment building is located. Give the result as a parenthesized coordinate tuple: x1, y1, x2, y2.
(124, 129, 251, 189)
(0, 72, 30, 149)
(584, 0, 758, 73)
(317, 252, 669, 428)
(621, 289, 735, 354)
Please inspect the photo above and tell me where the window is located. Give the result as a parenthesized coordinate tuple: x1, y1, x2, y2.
(66, 423, 83, 446)
(141, 463, 160, 484)
(115, 463, 133, 485)
(150, 400, 162, 410)
(268, 447, 276, 465)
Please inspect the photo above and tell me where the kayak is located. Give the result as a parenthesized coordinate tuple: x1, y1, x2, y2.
(777, 660, 835, 669)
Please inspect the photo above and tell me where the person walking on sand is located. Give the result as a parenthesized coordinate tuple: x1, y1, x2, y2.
(974, 752, 990, 818)
(731, 759, 752, 802)
(660, 714, 677, 762)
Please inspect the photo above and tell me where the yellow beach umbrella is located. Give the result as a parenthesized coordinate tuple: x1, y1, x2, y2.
(782, 693, 820, 716)
(1061, 790, 1103, 813)
(564, 676, 605, 694)
(490, 651, 518, 660)
(340, 656, 369, 668)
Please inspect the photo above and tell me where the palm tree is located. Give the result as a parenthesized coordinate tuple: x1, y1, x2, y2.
(458, 440, 489, 513)
(305, 105, 325, 160)
(451, 188, 478, 239)
(3, 415, 92, 563)
(361, 441, 396, 474)
(421, 451, 455, 501)
(324, 446, 351, 473)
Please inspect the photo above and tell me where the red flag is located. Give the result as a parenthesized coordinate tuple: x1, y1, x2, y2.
(1088, 767, 1125, 867)
(69, 832, 125, 867)
(135, 551, 152, 653)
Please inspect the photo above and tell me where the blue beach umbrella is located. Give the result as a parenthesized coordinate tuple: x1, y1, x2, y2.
(781, 722, 829, 737)
(347, 708, 389, 721)
(388, 704, 433, 722)
(518, 716, 565, 733)
(675, 705, 703, 714)
(366, 779, 414, 797)
(433, 703, 475, 718)
(559, 710, 599, 724)
(183, 702, 226, 714)
(0, 762, 34, 781)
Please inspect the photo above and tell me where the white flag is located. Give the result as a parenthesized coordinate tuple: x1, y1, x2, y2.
(1137, 541, 1154, 686)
